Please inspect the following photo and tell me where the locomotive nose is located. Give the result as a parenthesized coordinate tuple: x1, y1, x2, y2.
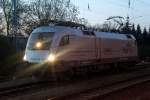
(24, 50, 57, 64)
(24, 50, 50, 63)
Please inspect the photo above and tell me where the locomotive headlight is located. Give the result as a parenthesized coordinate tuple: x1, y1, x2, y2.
(36, 42, 42, 48)
(47, 54, 55, 62)
(23, 55, 26, 61)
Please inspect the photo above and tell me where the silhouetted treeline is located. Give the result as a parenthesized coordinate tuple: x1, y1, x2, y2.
(121, 24, 150, 45)
(91, 22, 149, 45)
(0, 0, 88, 36)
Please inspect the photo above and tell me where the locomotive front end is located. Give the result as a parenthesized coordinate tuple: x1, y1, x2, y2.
(23, 27, 56, 64)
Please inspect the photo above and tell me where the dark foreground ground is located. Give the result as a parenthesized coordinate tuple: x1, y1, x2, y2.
(97, 81, 150, 100)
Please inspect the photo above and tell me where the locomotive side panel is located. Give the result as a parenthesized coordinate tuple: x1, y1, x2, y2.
(120, 40, 130, 58)
(101, 38, 121, 58)
(99, 38, 138, 63)
(96, 38, 101, 60)
(56, 35, 97, 62)
(100, 38, 130, 63)
(127, 40, 138, 61)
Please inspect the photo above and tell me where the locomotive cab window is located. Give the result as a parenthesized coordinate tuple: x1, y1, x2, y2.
(59, 35, 69, 46)
(27, 32, 54, 50)
(126, 34, 132, 39)
(83, 31, 95, 36)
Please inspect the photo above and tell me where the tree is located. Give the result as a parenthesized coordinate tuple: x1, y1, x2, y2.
(26, 0, 79, 24)
(142, 27, 148, 43)
(18, 0, 81, 35)
(0, 0, 82, 36)
(131, 24, 136, 35)
(0, 12, 5, 34)
(121, 21, 131, 34)
(136, 24, 141, 34)
(135, 24, 142, 40)
(0, 0, 26, 36)
(143, 27, 147, 37)
(100, 21, 119, 32)
(0, 0, 12, 35)
(147, 27, 150, 44)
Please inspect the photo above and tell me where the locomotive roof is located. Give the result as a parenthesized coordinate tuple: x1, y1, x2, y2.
(32, 26, 64, 33)
(31, 26, 83, 36)
(94, 32, 135, 40)
(32, 26, 135, 40)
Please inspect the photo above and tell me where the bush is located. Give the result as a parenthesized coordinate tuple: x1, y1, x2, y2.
(0, 36, 25, 81)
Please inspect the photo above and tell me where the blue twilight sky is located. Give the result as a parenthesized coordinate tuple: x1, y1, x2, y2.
(71, 0, 150, 28)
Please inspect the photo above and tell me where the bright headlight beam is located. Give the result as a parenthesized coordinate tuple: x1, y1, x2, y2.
(36, 42, 42, 48)
(47, 54, 55, 62)
(23, 55, 26, 61)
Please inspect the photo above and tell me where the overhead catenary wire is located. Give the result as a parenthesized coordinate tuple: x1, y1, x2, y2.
(72, 0, 149, 28)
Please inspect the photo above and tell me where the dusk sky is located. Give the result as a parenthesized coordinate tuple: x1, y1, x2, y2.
(71, 0, 150, 28)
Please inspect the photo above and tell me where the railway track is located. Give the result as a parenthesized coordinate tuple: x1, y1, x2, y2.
(0, 62, 150, 100)
(0, 78, 51, 98)
(61, 72, 150, 100)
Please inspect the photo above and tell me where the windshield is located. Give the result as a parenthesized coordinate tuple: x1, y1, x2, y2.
(27, 32, 54, 50)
